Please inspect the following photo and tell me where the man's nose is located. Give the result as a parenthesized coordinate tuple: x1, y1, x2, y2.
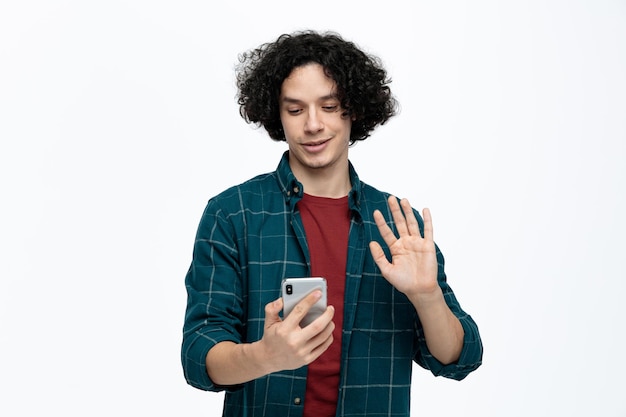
(304, 109, 324, 133)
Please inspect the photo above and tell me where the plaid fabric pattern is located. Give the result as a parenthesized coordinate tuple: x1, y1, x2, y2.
(182, 152, 482, 416)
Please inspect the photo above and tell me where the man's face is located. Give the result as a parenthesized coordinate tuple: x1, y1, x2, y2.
(279, 63, 352, 177)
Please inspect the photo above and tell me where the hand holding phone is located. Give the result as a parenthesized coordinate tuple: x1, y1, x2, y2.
(281, 277, 327, 327)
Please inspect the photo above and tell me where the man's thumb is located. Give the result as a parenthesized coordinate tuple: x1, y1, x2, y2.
(264, 297, 283, 326)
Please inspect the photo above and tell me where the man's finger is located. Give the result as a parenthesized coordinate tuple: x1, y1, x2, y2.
(422, 208, 433, 241)
(283, 290, 322, 326)
(388, 196, 409, 237)
(369, 241, 391, 276)
(264, 297, 284, 327)
(373, 209, 397, 246)
(400, 199, 421, 237)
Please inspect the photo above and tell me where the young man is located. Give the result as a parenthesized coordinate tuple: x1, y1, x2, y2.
(182, 31, 483, 417)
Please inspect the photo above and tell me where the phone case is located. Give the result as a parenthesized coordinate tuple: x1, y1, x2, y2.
(281, 277, 327, 327)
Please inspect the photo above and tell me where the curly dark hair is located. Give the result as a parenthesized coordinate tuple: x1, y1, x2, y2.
(236, 30, 398, 143)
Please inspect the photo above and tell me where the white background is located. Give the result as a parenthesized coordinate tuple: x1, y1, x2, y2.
(1, 1, 625, 416)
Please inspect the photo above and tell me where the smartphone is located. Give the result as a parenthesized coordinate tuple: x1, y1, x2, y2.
(281, 277, 327, 327)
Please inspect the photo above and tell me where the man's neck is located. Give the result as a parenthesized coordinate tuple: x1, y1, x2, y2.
(290, 162, 351, 198)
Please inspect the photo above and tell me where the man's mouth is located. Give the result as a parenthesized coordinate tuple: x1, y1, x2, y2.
(303, 138, 330, 147)
(302, 138, 331, 153)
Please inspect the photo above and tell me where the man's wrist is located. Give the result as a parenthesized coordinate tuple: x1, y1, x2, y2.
(244, 339, 275, 377)
(407, 286, 445, 311)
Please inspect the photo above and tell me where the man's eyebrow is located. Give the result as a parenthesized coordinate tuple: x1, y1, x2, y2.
(281, 94, 339, 104)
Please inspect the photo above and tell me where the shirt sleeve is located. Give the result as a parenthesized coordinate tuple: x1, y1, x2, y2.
(181, 198, 245, 392)
(413, 243, 484, 380)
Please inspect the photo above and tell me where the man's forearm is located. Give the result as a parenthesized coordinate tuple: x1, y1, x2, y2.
(206, 340, 273, 386)
(409, 289, 464, 365)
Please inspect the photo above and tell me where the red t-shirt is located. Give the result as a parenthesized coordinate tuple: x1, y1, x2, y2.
(297, 193, 350, 417)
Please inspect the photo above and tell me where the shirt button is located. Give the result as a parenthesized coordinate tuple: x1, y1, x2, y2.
(293, 186, 300, 194)
(293, 397, 302, 405)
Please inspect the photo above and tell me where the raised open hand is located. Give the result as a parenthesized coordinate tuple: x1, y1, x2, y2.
(369, 196, 439, 299)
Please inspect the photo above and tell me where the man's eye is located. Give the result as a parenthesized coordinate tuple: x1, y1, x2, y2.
(322, 105, 338, 112)
(287, 109, 302, 115)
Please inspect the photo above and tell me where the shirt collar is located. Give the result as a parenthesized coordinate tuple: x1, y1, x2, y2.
(275, 151, 363, 216)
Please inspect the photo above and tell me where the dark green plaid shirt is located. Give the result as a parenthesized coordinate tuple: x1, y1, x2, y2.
(182, 152, 482, 416)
